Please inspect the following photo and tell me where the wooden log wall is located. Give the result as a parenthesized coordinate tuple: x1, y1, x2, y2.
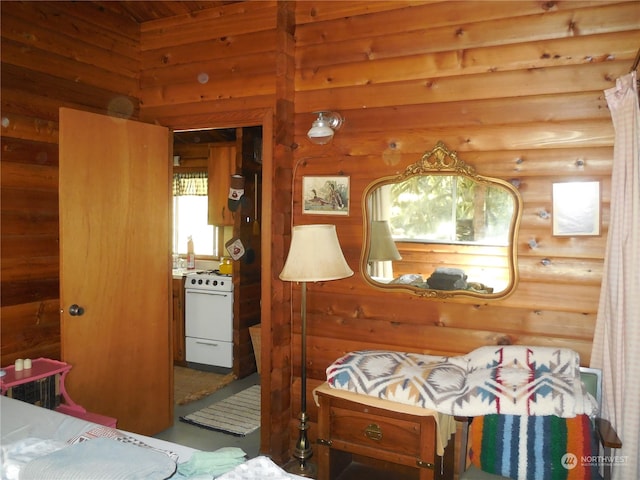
(1, 1, 141, 365)
(2, 0, 639, 469)
(289, 0, 639, 464)
(134, 1, 292, 461)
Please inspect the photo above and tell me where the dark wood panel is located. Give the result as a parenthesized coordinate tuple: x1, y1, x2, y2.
(1, 38, 138, 95)
(1, 189, 58, 216)
(0, 299, 61, 364)
(1, 234, 59, 259)
(1, 64, 140, 120)
(2, 1, 139, 53)
(1, 11, 139, 76)
(1, 138, 59, 165)
(0, 161, 58, 191)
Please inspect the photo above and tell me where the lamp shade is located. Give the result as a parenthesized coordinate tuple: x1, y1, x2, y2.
(307, 121, 334, 145)
(307, 112, 343, 145)
(280, 225, 354, 282)
(368, 220, 402, 261)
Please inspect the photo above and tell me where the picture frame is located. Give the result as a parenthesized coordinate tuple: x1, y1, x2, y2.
(302, 176, 350, 216)
(552, 181, 601, 236)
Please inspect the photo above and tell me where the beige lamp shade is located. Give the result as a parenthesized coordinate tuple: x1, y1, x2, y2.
(279, 224, 354, 282)
(368, 220, 402, 262)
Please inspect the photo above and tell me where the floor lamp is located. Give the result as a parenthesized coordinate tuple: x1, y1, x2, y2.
(368, 220, 402, 279)
(280, 224, 354, 478)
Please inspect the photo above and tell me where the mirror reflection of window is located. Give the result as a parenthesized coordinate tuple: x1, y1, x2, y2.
(389, 175, 514, 246)
(361, 141, 522, 299)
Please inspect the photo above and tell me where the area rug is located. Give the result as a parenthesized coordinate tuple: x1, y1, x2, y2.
(174, 366, 236, 406)
(179, 385, 261, 436)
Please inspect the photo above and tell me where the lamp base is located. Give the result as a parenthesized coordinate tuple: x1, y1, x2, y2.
(284, 458, 317, 478)
(284, 411, 317, 478)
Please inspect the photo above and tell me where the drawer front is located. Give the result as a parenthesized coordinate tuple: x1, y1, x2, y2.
(329, 405, 421, 457)
(186, 337, 233, 368)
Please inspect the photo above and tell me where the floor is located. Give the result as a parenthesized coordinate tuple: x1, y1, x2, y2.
(153, 371, 261, 458)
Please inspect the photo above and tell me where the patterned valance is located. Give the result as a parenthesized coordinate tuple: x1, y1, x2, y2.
(173, 172, 208, 196)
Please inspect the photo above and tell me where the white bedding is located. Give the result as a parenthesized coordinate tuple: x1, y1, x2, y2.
(0, 396, 304, 480)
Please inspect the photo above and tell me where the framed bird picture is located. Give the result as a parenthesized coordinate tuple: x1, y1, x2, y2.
(302, 176, 350, 216)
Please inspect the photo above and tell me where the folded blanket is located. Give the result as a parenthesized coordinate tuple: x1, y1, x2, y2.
(326, 347, 597, 418)
(176, 447, 246, 477)
(469, 414, 602, 480)
(19, 437, 177, 480)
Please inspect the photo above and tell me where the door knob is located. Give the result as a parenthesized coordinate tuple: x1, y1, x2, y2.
(69, 304, 85, 316)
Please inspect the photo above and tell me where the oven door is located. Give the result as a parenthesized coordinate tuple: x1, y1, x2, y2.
(185, 289, 233, 342)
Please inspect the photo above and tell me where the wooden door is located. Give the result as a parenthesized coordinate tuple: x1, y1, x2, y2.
(59, 108, 172, 435)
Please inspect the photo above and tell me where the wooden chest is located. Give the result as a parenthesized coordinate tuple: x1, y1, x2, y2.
(316, 388, 454, 480)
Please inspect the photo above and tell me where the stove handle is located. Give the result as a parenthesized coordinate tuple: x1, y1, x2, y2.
(185, 290, 231, 297)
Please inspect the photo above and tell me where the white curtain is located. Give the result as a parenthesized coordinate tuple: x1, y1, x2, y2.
(590, 71, 640, 480)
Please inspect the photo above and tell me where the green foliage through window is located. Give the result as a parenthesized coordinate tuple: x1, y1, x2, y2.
(390, 175, 513, 245)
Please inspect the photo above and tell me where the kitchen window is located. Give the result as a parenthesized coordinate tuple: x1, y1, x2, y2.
(173, 173, 216, 256)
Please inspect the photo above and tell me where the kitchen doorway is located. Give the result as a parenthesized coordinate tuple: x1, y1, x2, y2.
(172, 126, 263, 386)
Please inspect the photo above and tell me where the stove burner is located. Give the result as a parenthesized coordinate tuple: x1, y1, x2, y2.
(193, 269, 231, 277)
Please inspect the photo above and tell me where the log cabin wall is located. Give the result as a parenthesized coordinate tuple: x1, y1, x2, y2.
(2, 0, 639, 469)
(1, 0, 294, 464)
(289, 0, 638, 460)
(134, 1, 293, 460)
(1, 1, 141, 364)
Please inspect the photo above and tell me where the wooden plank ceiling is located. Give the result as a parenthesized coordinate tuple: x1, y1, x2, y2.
(90, 1, 241, 23)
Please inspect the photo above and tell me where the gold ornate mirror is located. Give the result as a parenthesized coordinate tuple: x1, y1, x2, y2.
(361, 141, 522, 299)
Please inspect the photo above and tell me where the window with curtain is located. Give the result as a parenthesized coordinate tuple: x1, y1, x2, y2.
(173, 172, 215, 256)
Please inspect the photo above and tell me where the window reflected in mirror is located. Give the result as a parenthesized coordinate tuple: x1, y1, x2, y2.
(361, 141, 522, 299)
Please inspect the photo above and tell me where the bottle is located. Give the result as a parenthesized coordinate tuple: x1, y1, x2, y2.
(187, 236, 195, 269)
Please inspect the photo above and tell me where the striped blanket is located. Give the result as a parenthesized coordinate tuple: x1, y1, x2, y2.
(469, 414, 602, 479)
(326, 346, 597, 418)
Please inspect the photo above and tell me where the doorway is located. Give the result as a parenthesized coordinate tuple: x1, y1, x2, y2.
(172, 126, 263, 392)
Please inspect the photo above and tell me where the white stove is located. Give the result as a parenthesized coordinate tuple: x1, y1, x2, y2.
(184, 270, 234, 368)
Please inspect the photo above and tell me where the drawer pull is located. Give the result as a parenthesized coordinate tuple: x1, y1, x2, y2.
(416, 459, 435, 470)
(363, 423, 383, 441)
(317, 438, 332, 447)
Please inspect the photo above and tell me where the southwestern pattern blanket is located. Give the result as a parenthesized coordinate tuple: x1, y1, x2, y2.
(326, 346, 597, 418)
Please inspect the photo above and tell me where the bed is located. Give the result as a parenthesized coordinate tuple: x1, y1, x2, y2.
(1, 395, 304, 480)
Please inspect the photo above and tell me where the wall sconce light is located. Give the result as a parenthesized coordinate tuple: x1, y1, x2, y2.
(307, 111, 343, 145)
